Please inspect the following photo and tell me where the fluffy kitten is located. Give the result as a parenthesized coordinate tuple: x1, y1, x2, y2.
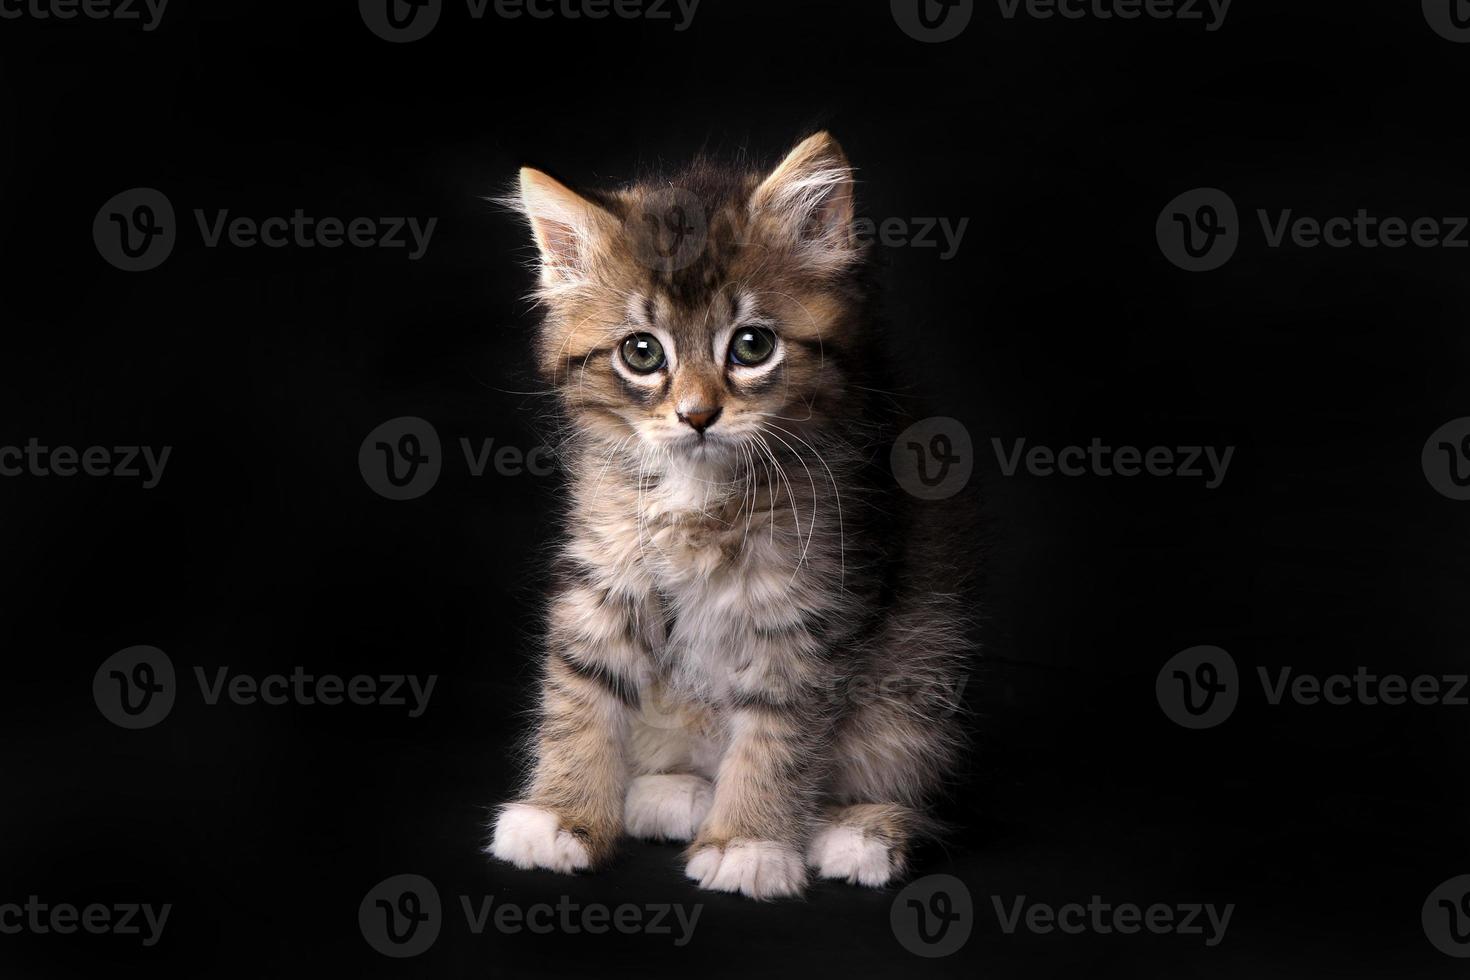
(488, 133, 972, 899)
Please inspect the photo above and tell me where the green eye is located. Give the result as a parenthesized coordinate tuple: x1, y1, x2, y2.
(729, 327, 776, 367)
(620, 333, 666, 374)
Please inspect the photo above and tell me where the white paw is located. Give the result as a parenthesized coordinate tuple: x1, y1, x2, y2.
(806, 825, 895, 887)
(624, 774, 714, 842)
(685, 840, 807, 899)
(486, 803, 590, 874)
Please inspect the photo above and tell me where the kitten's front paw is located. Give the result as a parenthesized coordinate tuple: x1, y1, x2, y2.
(685, 840, 807, 899)
(625, 774, 714, 842)
(806, 825, 896, 887)
(487, 803, 592, 874)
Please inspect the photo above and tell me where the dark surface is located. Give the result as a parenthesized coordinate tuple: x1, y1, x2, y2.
(3, 1, 1470, 976)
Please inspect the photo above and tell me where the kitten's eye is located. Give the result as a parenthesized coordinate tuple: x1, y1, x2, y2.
(620, 333, 666, 374)
(729, 327, 776, 367)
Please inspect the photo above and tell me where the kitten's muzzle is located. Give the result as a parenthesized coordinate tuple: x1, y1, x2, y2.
(677, 406, 723, 434)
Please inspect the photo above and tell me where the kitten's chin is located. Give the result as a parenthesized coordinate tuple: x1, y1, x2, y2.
(657, 432, 743, 467)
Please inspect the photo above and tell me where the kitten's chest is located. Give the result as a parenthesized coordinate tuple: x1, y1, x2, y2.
(638, 473, 806, 693)
(641, 466, 774, 580)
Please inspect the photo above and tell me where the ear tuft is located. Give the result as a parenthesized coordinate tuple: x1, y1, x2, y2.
(751, 132, 857, 264)
(516, 167, 606, 287)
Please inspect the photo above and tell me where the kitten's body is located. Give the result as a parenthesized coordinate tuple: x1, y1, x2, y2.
(489, 133, 973, 898)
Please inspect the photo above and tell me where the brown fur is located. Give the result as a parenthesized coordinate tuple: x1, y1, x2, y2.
(487, 133, 974, 899)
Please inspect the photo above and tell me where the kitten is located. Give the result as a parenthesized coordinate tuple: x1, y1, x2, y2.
(487, 133, 973, 899)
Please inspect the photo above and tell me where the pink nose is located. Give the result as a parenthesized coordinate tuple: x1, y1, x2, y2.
(678, 407, 722, 432)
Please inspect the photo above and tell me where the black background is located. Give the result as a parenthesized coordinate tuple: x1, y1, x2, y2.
(3, 0, 1470, 976)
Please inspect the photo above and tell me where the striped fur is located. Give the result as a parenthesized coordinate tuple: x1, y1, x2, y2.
(487, 133, 974, 899)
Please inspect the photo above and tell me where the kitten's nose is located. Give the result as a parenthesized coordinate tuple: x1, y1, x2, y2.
(678, 406, 723, 433)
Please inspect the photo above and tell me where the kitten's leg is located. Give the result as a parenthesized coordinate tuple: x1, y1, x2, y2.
(622, 691, 720, 842)
(683, 705, 820, 900)
(488, 586, 643, 873)
(624, 772, 714, 842)
(806, 803, 923, 887)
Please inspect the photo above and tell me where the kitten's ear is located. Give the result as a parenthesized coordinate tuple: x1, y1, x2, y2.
(750, 132, 857, 263)
(517, 167, 609, 286)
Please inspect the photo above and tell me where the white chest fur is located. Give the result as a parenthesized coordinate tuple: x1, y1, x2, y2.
(634, 463, 817, 701)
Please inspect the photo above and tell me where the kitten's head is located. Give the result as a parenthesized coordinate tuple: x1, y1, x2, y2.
(514, 132, 873, 466)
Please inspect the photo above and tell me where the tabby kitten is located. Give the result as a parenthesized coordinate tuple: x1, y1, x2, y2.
(488, 133, 971, 899)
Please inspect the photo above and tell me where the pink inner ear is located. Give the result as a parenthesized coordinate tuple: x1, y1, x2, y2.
(537, 216, 581, 269)
(811, 180, 855, 246)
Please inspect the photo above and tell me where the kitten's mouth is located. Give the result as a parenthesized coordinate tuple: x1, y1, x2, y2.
(671, 430, 735, 460)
